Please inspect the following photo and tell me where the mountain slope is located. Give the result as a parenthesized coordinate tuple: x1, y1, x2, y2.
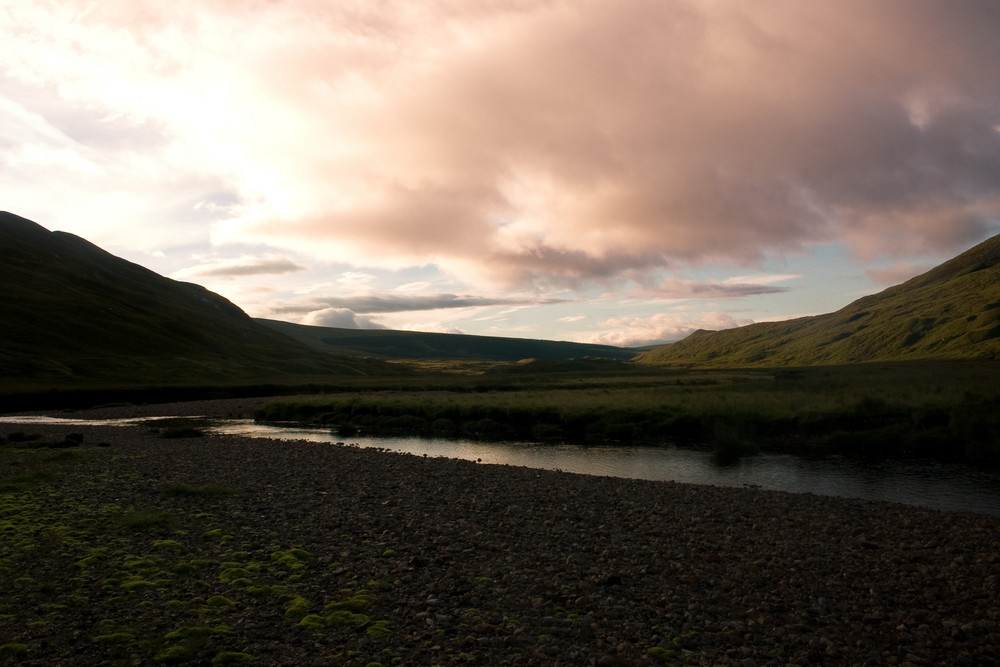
(636, 233, 1000, 367)
(0, 212, 386, 384)
(256, 318, 638, 362)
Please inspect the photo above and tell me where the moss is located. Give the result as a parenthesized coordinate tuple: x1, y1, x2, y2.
(171, 561, 197, 575)
(0, 643, 27, 659)
(326, 610, 370, 627)
(123, 555, 159, 569)
(283, 595, 312, 619)
(120, 578, 158, 591)
(153, 539, 184, 550)
(120, 511, 171, 532)
(164, 484, 241, 498)
(212, 652, 257, 665)
(271, 548, 311, 569)
(92, 631, 135, 644)
(325, 592, 375, 613)
(219, 567, 252, 583)
(297, 614, 326, 629)
(155, 645, 194, 663)
(205, 595, 236, 608)
(75, 554, 104, 568)
(366, 620, 392, 638)
(201, 528, 233, 541)
(164, 625, 230, 641)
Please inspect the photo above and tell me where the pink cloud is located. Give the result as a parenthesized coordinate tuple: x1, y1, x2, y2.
(865, 262, 928, 287)
(5, 0, 1000, 289)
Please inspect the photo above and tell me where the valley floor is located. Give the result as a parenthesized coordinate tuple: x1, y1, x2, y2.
(1, 401, 998, 665)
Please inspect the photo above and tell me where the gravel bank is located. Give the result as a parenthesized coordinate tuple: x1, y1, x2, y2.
(1, 402, 998, 665)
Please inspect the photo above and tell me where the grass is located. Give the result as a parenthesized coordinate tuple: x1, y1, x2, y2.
(256, 360, 1000, 459)
(636, 233, 1000, 367)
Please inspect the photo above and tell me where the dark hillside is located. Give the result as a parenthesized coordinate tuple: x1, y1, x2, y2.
(0, 212, 385, 385)
(256, 318, 637, 362)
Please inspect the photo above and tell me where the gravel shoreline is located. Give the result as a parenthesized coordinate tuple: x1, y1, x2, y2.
(2, 399, 999, 665)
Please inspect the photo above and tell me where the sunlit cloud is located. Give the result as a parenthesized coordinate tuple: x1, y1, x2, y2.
(173, 255, 307, 279)
(7, 1, 1000, 279)
(581, 312, 754, 348)
(3, 0, 1000, 343)
(301, 308, 385, 330)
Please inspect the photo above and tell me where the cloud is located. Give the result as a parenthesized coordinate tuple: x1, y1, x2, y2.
(638, 278, 790, 300)
(723, 274, 801, 286)
(302, 308, 385, 330)
(865, 262, 929, 286)
(277, 293, 560, 315)
(4, 0, 1000, 289)
(173, 255, 307, 279)
(581, 312, 754, 348)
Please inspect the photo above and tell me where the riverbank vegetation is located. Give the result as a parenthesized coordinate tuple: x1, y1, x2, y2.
(256, 360, 1000, 461)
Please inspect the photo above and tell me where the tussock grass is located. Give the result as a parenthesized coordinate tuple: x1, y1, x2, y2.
(257, 361, 1000, 459)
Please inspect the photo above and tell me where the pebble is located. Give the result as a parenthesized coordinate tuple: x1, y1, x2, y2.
(3, 399, 999, 665)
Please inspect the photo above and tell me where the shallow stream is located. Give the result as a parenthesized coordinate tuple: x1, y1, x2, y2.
(4, 415, 1000, 516)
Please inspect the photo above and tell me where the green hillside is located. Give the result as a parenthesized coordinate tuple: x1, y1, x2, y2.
(0, 212, 387, 387)
(637, 233, 1000, 367)
(256, 318, 637, 362)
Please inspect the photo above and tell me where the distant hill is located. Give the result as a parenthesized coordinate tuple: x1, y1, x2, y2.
(636, 233, 1000, 367)
(0, 212, 387, 386)
(256, 318, 638, 362)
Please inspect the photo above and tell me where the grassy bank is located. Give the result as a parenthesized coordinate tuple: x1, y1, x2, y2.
(256, 361, 1000, 460)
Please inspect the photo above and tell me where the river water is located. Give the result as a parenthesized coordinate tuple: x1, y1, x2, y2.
(4, 416, 1000, 516)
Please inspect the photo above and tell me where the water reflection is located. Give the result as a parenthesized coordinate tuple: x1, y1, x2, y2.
(3, 416, 999, 516)
(213, 421, 1000, 516)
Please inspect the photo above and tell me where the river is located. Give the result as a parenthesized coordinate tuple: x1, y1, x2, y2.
(3, 416, 1000, 516)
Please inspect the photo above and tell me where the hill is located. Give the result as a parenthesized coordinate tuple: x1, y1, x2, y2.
(256, 318, 637, 362)
(636, 233, 1000, 367)
(0, 212, 388, 387)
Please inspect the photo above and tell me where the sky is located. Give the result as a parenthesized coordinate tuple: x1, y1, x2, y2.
(3, 1, 1000, 348)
